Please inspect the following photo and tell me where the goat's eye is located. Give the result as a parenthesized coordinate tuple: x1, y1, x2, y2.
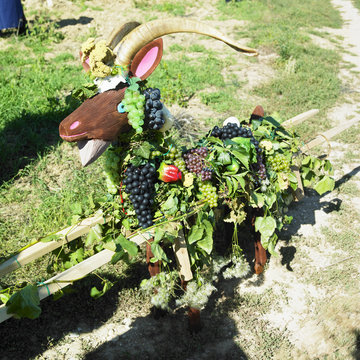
(117, 103, 126, 113)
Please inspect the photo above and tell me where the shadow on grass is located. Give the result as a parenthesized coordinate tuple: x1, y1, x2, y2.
(0, 100, 79, 184)
(56, 16, 93, 29)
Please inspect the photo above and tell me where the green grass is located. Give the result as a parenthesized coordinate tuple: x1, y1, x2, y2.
(0, 34, 85, 182)
(352, 0, 360, 11)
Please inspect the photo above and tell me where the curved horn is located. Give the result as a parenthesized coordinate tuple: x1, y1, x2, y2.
(113, 19, 258, 66)
(107, 21, 141, 50)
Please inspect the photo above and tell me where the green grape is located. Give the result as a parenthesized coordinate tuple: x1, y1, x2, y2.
(122, 89, 145, 132)
(174, 158, 186, 173)
(267, 153, 291, 172)
(199, 181, 218, 208)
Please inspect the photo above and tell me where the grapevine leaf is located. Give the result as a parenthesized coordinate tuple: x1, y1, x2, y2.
(6, 285, 41, 320)
(231, 149, 250, 170)
(90, 280, 113, 299)
(314, 175, 335, 195)
(265, 193, 276, 208)
(197, 235, 213, 255)
(161, 195, 178, 215)
(255, 216, 276, 242)
(226, 177, 233, 195)
(69, 248, 84, 264)
(116, 234, 138, 257)
(0, 293, 10, 305)
(217, 151, 231, 165)
(151, 243, 170, 263)
(103, 239, 116, 252)
(250, 192, 264, 208)
(287, 172, 298, 184)
(111, 249, 125, 264)
(188, 225, 204, 244)
(207, 136, 223, 145)
(85, 224, 103, 246)
(232, 173, 247, 190)
(133, 141, 152, 159)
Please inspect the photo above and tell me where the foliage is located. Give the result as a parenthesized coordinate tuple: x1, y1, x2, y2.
(1, 106, 335, 317)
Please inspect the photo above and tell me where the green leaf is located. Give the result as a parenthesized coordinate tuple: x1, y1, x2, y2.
(133, 141, 152, 159)
(225, 176, 233, 195)
(151, 243, 170, 263)
(314, 176, 335, 195)
(111, 249, 125, 264)
(207, 136, 223, 145)
(69, 248, 84, 264)
(197, 234, 213, 255)
(6, 285, 41, 320)
(231, 149, 250, 170)
(188, 225, 204, 244)
(90, 280, 113, 299)
(0, 293, 10, 305)
(232, 173, 247, 190)
(251, 192, 264, 208)
(116, 234, 138, 257)
(217, 151, 231, 165)
(85, 224, 103, 246)
(161, 195, 178, 215)
(265, 193, 276, 208)
(255, 216, 276, 242)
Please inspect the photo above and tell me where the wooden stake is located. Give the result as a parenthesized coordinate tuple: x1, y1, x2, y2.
(0, 213, 111, 278)
(0, 230, 152, 324)
(281, 109, 319, 129)
(301, 117, 360, 151)
(173, 233, 193, 282)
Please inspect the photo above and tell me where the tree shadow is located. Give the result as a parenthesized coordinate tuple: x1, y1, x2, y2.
(354, 329, 360, 360)
(56, 16, 93, 29)
(0, 99, 80, 184)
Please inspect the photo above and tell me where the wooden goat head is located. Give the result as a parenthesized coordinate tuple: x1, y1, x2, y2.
(59, 39, 163, 142)
(59, 19, 258, 166)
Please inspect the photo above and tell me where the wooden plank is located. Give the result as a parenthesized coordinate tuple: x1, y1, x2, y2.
(0, 229, 154, 323)
(173, 233, 193, 282)
(290, 165, 305, 201)
(282, 109, 319, 129)
(0, 213, 111, 278)
(301, 117, 360, 151)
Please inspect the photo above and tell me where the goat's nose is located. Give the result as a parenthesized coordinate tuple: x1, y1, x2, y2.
(70, 121, 80, 130)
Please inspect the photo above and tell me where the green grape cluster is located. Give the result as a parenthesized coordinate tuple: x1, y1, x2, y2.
(174, 157, 186, 173)
(199, 181, 218, 208)
(122, 89, 146, 133)
(103, 149, 120, 194)
(267, 153, 291, 172)
(165, 146, 182, 160)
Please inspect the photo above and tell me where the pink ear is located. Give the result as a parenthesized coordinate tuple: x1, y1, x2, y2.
(130, 39, 163, 80)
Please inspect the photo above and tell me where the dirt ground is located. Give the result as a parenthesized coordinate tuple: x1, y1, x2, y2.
(1, 0, 360, 359)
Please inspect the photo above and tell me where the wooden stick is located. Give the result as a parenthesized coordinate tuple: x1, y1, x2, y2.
(0, 213, 111, 278)
(301, 117, 360, 151)
(282, 109, 319, 129)
(0, 230, 153, 324)
(290, 165, 305, 201)
(173, 233, 193, 282)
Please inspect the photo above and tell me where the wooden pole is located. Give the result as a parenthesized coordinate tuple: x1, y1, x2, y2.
(301, 117, 360, 151)
(0, 213, 110, 278)
(0, 231, 153, 324)
(281, 109, 319, 129)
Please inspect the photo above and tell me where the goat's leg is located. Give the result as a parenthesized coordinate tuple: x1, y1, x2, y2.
(251, 209, 267, 274)
(146, 238, 160, 277)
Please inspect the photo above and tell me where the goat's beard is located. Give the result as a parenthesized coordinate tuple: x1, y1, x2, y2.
(78, 139, 111, 167)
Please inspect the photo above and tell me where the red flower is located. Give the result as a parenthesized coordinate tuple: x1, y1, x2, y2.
(158, 162, 182, 182)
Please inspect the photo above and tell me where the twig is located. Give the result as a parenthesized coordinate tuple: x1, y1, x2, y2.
(321, 256, 355, 269)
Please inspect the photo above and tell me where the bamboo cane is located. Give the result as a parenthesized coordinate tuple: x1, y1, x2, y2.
(0, 213, 111, 278)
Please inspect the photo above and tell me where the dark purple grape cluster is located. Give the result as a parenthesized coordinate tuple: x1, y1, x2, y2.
(123, 163, 156, 229)
(143, 88, 165, 130)
(201, 167, 212, 181)
(183, 147, 212, 180)
(253, 154, 267, 187)
(210, 123, 262, 155)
